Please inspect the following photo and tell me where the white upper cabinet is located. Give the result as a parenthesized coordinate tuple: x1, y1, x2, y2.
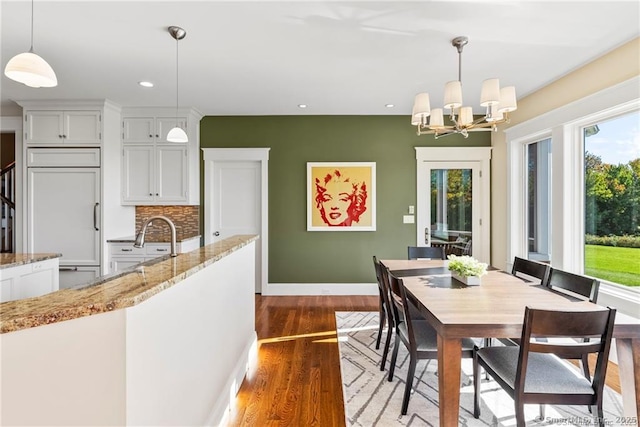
(25, 110, 101, 145)
(123, 117, 187, 143)
(122, 144, 187, 203)
(120, 107, 202, 205)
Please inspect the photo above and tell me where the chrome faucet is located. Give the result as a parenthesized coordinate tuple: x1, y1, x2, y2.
(134, 215, 178, 257)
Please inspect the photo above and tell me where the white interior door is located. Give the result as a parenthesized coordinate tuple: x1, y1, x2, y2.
(203, 148, 269, 294)
(416, 147, 491, 264)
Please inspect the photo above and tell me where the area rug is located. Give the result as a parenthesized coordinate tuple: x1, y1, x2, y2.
(336, 311, 625, 427)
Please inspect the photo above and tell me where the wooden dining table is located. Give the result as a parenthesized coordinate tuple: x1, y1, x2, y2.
(380, 259, 640, 427)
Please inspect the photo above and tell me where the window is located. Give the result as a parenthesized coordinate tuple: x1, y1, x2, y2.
(583, 112, 640, 288)
(527, 138, 551, 262)
(505, 77, 639, 316)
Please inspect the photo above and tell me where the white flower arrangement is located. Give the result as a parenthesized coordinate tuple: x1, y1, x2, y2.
(447, 255, 488, 278)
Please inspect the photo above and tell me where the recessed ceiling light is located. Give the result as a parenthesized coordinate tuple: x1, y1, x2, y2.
(298, 104, 307, 108)
(385, 104, 395, 108)
(138, 81, 154, 88)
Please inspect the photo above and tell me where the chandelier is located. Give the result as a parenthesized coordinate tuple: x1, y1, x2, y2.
(411, 36, 517, 138)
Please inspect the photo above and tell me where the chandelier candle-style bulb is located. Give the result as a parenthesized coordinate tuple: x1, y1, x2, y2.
(498, 86, 517, 113)
(480, 78, 500, 107)
(459, 107, 474, 126)
(429, 108, 445, 129)
(443, 81, 463, 109)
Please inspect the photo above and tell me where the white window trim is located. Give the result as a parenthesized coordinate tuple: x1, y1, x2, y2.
(505, 76, 640, 317)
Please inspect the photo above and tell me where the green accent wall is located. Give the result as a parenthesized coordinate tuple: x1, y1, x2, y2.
(200, 115, 490, 284)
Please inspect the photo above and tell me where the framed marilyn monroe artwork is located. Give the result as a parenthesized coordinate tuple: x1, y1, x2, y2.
(307, 162, 376, 231)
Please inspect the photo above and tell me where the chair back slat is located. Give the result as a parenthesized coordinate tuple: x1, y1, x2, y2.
(511, 257, 550, 284)
(408, 246, 445, 260)
(547, 268, 600, 303)
(528, 309, 611, 337)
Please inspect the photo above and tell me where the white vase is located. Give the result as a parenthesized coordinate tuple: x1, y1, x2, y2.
(450, 271, 481, 286)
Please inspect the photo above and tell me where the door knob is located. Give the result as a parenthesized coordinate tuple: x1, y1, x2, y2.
(213, 231, 220, 236)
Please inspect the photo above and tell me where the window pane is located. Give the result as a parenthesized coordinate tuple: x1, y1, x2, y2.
(430, 169, 472, 256)
(527, 138, 551, 262)
(584, 111, 640, 288)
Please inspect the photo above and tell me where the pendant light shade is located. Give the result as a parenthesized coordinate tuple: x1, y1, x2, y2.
(167, 126, 188, 143)
(4, 51, 57, 88)
(167, 26, 187, 143)
(4, 0, 57, 88)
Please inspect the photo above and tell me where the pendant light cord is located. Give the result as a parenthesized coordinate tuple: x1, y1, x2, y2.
(29, 0, 34, 52)
(175, 36, 179, 125)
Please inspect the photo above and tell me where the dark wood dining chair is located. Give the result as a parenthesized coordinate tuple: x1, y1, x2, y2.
(473, 306, 616, 427)
(407, 246, 445, 260)
(372, 256, 394, 371)
(546, 268, 601, 382)
(385, 270, 475, 415)
(511, 256, 551, 285)
(496, 257, 552, 347)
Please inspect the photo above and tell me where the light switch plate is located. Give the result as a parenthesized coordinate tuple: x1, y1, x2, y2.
(403, 215, 415, 224)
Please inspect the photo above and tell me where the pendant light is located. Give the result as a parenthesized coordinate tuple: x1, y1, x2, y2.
(167, 26, 188, 143)
(4, 0, 57, 88)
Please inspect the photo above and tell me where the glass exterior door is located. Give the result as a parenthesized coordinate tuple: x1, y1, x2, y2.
(428, 168, 473, 257)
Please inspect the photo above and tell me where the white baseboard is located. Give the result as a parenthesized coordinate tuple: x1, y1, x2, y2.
(263, 283, 378, 296)
(207, 332, 258, 427)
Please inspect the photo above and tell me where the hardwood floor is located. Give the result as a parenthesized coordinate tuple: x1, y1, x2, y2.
(226, 295, 378, 427)
(225, 295, 621, 426)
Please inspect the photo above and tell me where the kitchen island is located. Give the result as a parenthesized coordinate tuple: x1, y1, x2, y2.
(0, 235, 258, 426)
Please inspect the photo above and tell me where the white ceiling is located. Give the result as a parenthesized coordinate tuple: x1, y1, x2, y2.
(1, 1, 639, 117)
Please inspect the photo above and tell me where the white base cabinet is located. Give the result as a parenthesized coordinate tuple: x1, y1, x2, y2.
(108, 238, 200, 273)
(0, 258, 59, 302)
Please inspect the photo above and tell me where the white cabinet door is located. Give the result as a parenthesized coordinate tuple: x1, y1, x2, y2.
(27, 167, 101, 265)
(58, 266, 101, 289)
(111, 258, 145, 272)
(122, 145, 155, 202)
(156, 145, 187, 202)
(26, 111, 101, 145)
(155, 117, 187, 143)
(25, 111, 64, 143)
(123, 118, 155, 143)
(64, 111, 101, 144)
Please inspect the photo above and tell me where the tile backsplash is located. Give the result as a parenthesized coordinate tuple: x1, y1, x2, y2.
(135, 206, 200, 242)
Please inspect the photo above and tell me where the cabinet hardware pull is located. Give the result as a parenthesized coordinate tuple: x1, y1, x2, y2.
(149, 193, 153, 196)
(149, 134, 153, 138)
(156, 134, 159, 138)
(94, 202, 100, 231)
(156, 193, 159, 196)
(121, 248, 133, 252)
(58, 135, 63, 138)
(59, 267, 78, 271)
(156, 248, 168, 252)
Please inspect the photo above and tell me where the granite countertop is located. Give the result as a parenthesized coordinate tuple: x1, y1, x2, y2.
(0, 235, 258, 334)
(0, 253, 62, 270)
(107, 235, 201, 243)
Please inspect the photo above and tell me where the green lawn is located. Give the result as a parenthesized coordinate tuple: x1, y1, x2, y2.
(585, 245, 640, 287)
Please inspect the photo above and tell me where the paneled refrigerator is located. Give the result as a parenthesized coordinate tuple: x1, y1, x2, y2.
(26, 148, 101, 288)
